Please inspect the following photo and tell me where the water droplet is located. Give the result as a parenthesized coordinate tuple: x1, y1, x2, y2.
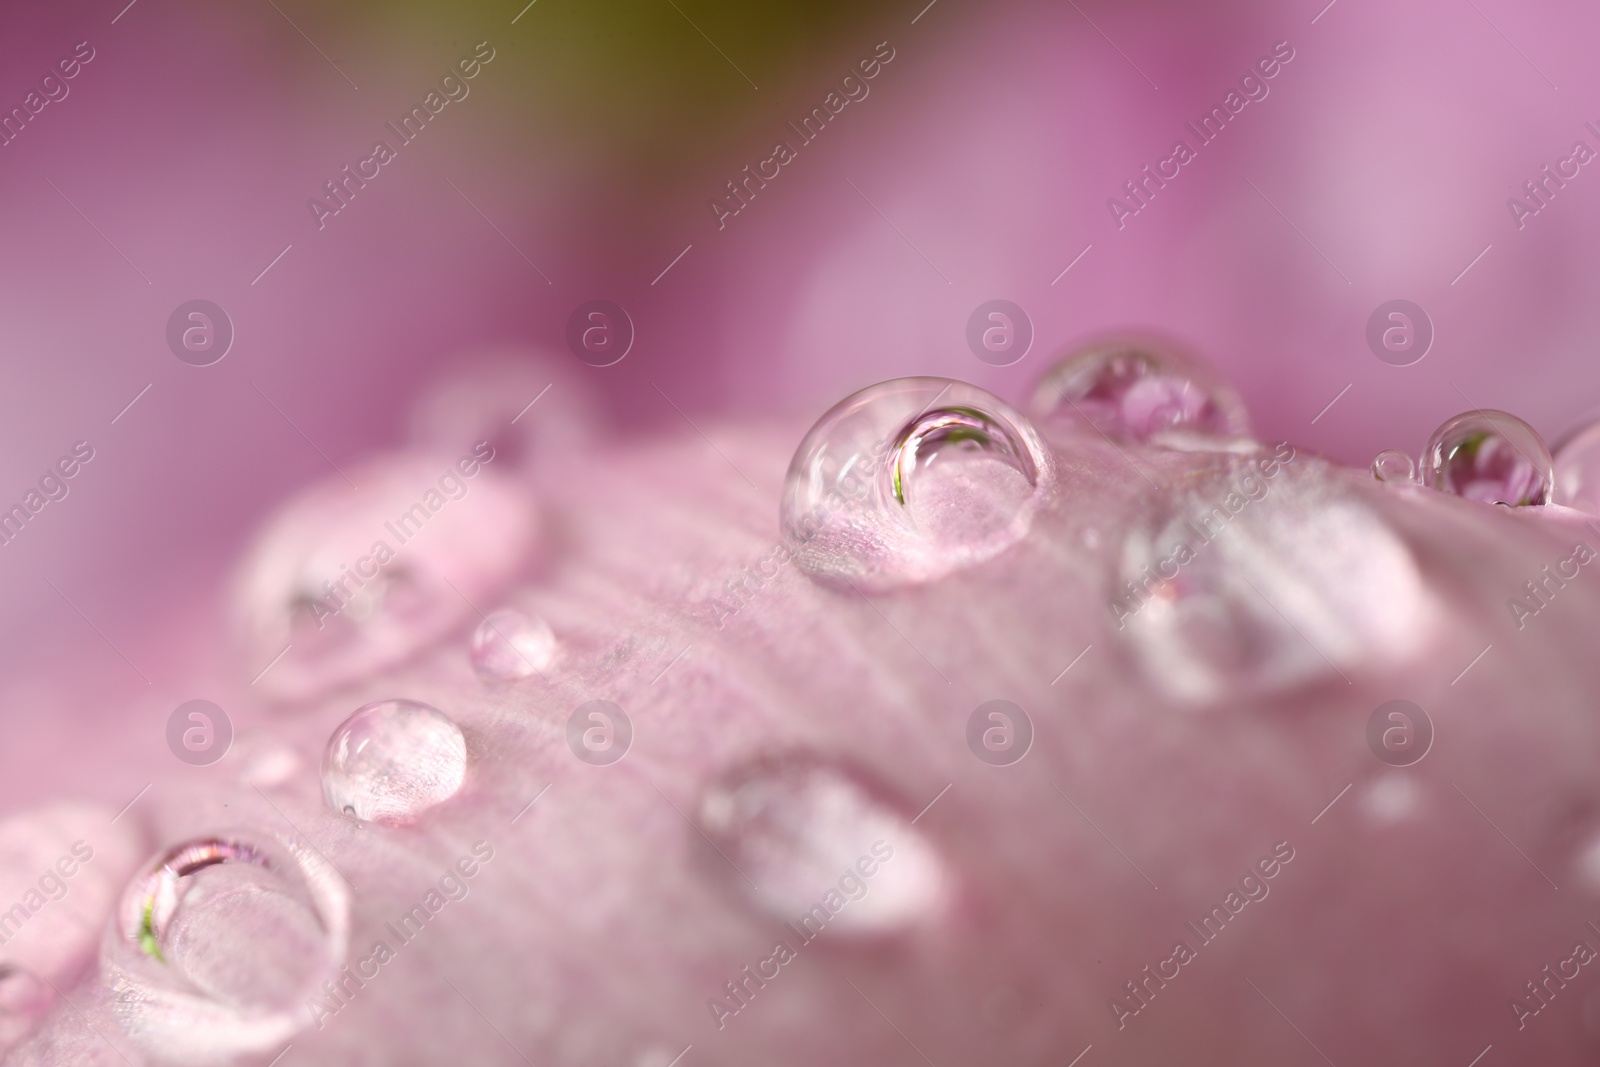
(323, 700, 467, 823)
(779, 377, 1053, 590)
(1371, 448, 1416, 484)
(104, 833, 349, 1064)
(232, 452, 540, 699)
(470, 608, 556, 681)
(1422, 410, 1553, 506)
(1554, 417, 1600, 514)
(1030, 338, 1250, 445)
(698, 754, 947, 935)
(1115, 458, 1428, 704)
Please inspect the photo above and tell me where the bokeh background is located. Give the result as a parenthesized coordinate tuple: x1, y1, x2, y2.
(1, 0, 1597, 807)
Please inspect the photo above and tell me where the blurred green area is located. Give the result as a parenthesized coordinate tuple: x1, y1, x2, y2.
(312, 0, 897, 202)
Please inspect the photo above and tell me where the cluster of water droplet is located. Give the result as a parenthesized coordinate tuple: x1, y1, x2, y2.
(80, 338, 1600, 1063)
(1372, 409, 1555, 507)
(777, 341, 1263, 590)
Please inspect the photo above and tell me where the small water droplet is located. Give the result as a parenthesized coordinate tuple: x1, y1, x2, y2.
(470, 608, 557, 680)
(323, 700, 467, 823)
(1030, 338, 1250, 445)
(780, 377, 1053, 590)
(1115, 458, 1428, 704)
(104, 833, 349, 1063)
(1371, 448, 1416, 484)
(232, 453, 540, 699)
(698, 754, 947, 935)
(1422, 410, 1553, 506)
(1554, 417, 1600, 515)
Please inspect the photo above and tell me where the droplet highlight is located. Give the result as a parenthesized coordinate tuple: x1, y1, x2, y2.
(1422, 410, 1553, 506)
(780, 377, 1053, 590)
(470, 608, 556, 681)
(104, 832, 349, 1064)
(323, 699, 467, 823)
(1371, 448, 1416, 484)
(1030, 338, 1250, 445)
(698, 754, 947, 935)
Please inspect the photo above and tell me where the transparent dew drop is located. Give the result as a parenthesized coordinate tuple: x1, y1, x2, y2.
(1422, 410, 1553, 506)
(470, 609, 557, 681)
(103, 833, 349, 1065)
(1554, 417, 1600, 515)
(323, 700, 467, 823)
(1372, 448, 1417, 484)
(1030, 338, 1250, 445)
(697, 754, 948, 936)
(231, 452, 539, 700)
(779, 377, 1054, 590)
(1115, 458, 1429, 705)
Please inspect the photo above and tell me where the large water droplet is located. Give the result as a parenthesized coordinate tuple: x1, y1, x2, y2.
(1422, 410, 1553, 506)
(780, 377, 1053, 590)
(1114, 457, 1428, 704)
(232, 452, 540, 699)
(1030, 338, 1250, 445)
(323, 700, 467, 823)
(470, 608, 557, 681)
(698, 754, 947, 935)
(104, 833, 349, 1065)
(1554, 417, 1600, 514)
(1371, 448, 1416, 484)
